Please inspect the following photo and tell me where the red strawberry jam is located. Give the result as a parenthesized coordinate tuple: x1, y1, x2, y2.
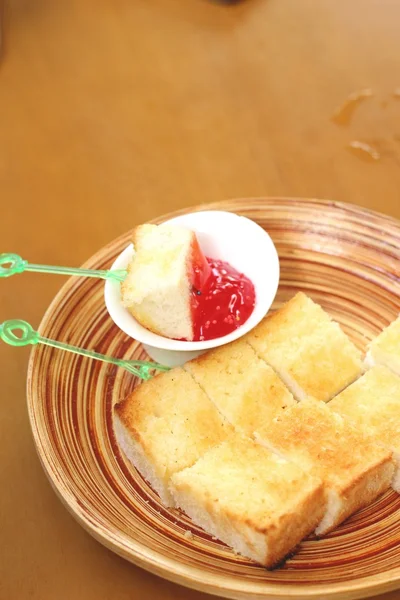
(191, 258, 255, 341)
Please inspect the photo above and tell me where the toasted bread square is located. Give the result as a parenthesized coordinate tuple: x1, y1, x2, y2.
(366, 315, 400, 376)
(114, 368, 232, 506)
(329, 365, 400, 492)
(256, 398, 394, 534)
(245, 292, 363, 402)
(184, 339, 295, 435)
(170, 434, 326, 567)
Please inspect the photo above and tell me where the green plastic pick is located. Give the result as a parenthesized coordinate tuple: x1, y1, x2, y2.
(0, 253, 127, 282)
(0, 319, 170, 380)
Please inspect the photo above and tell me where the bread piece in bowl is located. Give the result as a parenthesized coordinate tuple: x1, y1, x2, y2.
(121, 224, 210, 341)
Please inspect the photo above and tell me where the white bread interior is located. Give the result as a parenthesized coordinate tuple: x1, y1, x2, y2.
(114, 368, 232, 506)
(170, 434, 326, 567)
(121, 223, 203, 340)
(113, 413, 173, 504)
(328, 365, 400, 493)
(245, 292, 364, 402)
(255, 398, 394, 535)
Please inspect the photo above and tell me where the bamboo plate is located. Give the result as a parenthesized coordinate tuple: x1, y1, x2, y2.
(27, 199, 400, 600)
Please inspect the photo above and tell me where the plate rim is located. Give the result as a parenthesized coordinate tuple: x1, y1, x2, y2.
(26, 197, 400, 600)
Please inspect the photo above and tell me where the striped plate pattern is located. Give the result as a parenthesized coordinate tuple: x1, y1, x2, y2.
(27, 199, 400, 600)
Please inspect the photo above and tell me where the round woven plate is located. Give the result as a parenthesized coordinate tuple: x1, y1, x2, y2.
(27, 199, 400, 600)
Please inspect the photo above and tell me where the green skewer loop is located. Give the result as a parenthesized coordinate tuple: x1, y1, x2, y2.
(0, 320, 169, 380)
(0, 319, 40, 346)
(0, 253, 28, 277)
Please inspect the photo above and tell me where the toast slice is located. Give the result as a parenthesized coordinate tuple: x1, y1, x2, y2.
(245, 292, 363, 402)
(365, 315, 400, 375)
(184, 339, 295, 435)
(170, 434, 326, 567)
(328, 365, 400, 492)
(114, 368, 232, 506)
(255, 398, 394, 535)
(121, 224, 210, 340)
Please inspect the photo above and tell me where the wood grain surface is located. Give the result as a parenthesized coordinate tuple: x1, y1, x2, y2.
(1, 2, 400, 600)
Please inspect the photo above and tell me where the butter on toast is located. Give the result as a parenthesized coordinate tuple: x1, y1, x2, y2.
(245, 292, 363, 402)
(114, 368, 232, 506)
(170, 434, 326, 567)
(329, 365, 400, 492)
(256, 398, 394, 534)
(184, 338, 295, 435)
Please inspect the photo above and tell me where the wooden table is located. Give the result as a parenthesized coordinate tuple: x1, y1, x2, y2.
(1, 1, 400, 599)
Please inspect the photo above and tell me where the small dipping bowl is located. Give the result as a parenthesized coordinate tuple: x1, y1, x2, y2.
(104, 211, 279, 367)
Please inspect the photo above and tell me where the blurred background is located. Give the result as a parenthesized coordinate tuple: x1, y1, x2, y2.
(2, 0, 400, 322)
(1, 1, 400, 599)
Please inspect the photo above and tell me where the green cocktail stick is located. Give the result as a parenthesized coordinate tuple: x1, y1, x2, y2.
(0, 319, 169, 380)
(0, 253, 127, 282)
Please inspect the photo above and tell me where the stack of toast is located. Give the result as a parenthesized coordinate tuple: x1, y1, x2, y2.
(114, 292, 400, 568)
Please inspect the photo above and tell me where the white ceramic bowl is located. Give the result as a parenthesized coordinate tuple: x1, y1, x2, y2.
(104, 211, 279, 367)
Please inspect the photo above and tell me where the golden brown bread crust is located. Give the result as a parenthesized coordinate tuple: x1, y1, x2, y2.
(170, 434, 326, 567)
(185, 338, 295, 435)
(114, 292, 396, 564)
(131, 224, 155, 248)
(245, 292, 363, 401)
(115, 368, 232, 481)
(257, 399, 393, 484)
(121, 226, 166, 335)
(256, 399, 394, 533)
(328, 365, 400, 451)
(320, 458, 394, 534)
(263, 483, 327, 566)
(368, 315, 400, 361)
